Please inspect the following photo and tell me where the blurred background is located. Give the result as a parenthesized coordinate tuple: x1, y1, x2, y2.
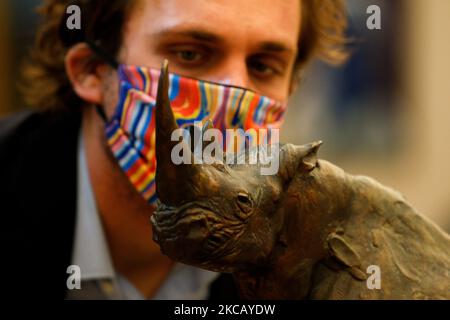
(0, 0, 449, 231)
(282, 0, 450, 232)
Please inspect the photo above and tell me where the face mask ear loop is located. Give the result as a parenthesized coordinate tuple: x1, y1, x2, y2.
(85, 40, 119, 122)
(85, 40, 119, 69)
(95, 104, 108, 122)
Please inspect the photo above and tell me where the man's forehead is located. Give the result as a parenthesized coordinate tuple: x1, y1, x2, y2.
(129, 0, 300, 52)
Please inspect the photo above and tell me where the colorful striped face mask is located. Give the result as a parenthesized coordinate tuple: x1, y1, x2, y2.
(104, 64, 287, 204)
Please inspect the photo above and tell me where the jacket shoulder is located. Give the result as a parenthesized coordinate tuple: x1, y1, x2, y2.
(0, 109, 81, 299)
(0, 109, 81, 159)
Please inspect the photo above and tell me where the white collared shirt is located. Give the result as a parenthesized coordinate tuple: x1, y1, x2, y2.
(66, 132, 219, 299)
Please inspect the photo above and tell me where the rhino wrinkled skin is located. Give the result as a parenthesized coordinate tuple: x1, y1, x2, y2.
(150, 60, 450, 299)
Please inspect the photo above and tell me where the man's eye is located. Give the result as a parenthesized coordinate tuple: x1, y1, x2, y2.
(247, 54, 286, 78)
(248, 57, 284, 78)
(169, 45, 211, 66)
(250, 60, 273, 75)
(176, 50, 202, 62)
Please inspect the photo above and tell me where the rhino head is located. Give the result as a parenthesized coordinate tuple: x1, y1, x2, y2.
(150, 60, 323, 274)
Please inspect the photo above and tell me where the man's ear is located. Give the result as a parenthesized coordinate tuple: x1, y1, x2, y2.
(279, 141, 322, 181)
(64, 43, 106, 105)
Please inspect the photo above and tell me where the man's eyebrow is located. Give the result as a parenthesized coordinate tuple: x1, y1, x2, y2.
(258, 41, 295, 54)
(152, 28, 225, 44)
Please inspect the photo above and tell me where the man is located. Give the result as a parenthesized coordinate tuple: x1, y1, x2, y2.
(0, 0, 347, 299)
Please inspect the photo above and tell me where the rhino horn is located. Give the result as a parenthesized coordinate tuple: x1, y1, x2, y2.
(155, 59, 200, 205)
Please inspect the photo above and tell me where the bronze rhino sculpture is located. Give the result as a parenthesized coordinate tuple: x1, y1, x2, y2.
(150, 61, 450, 299)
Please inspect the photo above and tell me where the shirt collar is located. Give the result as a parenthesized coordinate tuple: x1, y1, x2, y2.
(71, 132, 116, 281)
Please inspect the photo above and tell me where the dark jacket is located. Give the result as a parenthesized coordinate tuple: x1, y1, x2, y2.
(0, 109, 237, 300)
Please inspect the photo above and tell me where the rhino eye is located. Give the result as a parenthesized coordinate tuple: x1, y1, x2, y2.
(236, 192, 253, 213)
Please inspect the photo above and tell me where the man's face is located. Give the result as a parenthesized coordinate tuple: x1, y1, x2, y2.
(103, 0, 300, 117)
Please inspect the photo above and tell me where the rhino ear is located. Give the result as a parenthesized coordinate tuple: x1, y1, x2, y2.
(279, 141, 322, 181)
(301, 141, 322, 171)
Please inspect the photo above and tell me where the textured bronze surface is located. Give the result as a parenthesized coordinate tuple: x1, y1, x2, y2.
(151, 61, 450, 299)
